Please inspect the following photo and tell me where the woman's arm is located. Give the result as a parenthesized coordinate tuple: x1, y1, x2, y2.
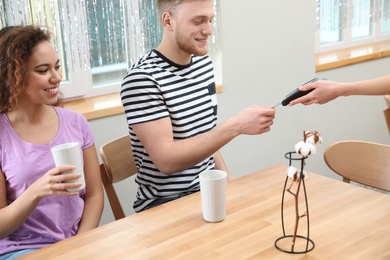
(0, 165, 81, 239)
(289, 74, 390, 106)
(77, 144, 104, 233)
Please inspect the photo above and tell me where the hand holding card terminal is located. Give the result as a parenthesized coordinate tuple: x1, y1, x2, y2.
(276, 78, 327, 107)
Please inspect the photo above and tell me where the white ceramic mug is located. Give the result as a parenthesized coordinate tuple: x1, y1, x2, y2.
(51, 142, 85, 192)
(199, 169, 227, 222)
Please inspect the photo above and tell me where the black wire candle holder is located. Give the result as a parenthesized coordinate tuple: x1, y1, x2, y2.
(274, 151, 315, 254)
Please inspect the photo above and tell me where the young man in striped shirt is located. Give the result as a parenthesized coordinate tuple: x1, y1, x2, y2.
(120, 0, 276, 212)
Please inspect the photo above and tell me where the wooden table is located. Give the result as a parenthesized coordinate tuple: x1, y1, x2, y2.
(20, 164, 390, 259)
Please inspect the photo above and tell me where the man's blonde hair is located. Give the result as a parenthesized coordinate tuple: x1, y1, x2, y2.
(156, 0, 183, 18)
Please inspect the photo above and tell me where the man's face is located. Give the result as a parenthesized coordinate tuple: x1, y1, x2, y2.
(171, 0, 214, 56)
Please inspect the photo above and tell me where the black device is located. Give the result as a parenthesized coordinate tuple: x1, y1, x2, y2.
(276, 78, 327, 107)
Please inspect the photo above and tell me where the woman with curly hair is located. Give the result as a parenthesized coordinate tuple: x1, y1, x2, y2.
(0, 25, 103, 259)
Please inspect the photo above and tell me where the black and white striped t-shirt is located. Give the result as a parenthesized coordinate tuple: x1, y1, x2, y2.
(120, 50, 218, 212)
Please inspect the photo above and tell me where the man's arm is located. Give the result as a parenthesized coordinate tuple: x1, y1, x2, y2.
(132, 105, 275, 175)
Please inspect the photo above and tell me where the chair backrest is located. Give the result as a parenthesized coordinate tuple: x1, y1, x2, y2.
(384, 95, 390, 135)
(324, 140, 390, 192)
(385, 95, 390, 108)
(99, 134, 138, 220)
(384, 107, 390, 135)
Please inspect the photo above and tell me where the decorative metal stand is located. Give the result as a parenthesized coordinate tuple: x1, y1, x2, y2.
(274, 151, 315, 254)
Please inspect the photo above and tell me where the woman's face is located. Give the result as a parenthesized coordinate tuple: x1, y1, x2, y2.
(25, 40, 62, 105)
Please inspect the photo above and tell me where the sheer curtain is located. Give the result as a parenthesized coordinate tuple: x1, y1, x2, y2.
(0, 0, 91, 97)
(0, 0, 222, 98)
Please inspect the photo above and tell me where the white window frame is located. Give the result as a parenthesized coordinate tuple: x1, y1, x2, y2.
(315, 0, 390, 53)
(59, 1, 92, 98)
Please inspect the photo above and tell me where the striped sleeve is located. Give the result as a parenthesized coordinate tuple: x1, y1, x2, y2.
(121, 68, 169, 125)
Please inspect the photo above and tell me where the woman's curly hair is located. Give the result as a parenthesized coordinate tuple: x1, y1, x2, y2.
(0, 25, 61, 113)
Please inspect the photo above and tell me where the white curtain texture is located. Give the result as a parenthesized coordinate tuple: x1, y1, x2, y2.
(0, 0, 221, 72)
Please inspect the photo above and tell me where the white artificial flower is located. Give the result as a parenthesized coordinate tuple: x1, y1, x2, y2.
(287, 166, 298, 179)
(287, 166, 307, 181)
(295, 141, 316, 157)
(304, 131, 323, 146)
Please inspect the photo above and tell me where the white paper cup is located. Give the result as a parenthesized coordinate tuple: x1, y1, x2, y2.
(51, 142, 85, 192)
(199, 169, 227, 222)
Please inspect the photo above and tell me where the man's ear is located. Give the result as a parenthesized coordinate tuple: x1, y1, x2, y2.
(161, 12, 174, 31)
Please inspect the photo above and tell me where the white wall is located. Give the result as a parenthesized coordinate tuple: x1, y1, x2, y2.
(93, 0, 390, 226)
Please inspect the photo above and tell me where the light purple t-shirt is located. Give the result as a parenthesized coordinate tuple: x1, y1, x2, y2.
(0, 106, 94, 255)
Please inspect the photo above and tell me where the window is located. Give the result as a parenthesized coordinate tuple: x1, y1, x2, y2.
(316, 0, 390, 53)
(0, 0, 222, 100)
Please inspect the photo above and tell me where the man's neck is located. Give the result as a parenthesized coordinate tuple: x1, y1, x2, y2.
(156, 41, 192, 65)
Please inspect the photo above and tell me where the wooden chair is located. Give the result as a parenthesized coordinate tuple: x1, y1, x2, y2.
(384, 95, 390, 134)
(384, 108, 390, 135)
(385, 95, 390, 108)
(324, 140, 390, 192)
(99, 134, 138, 220)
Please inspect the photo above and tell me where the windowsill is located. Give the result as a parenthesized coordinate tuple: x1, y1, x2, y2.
(315, 40, 390, 72)
(63, 84, 223, 120)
